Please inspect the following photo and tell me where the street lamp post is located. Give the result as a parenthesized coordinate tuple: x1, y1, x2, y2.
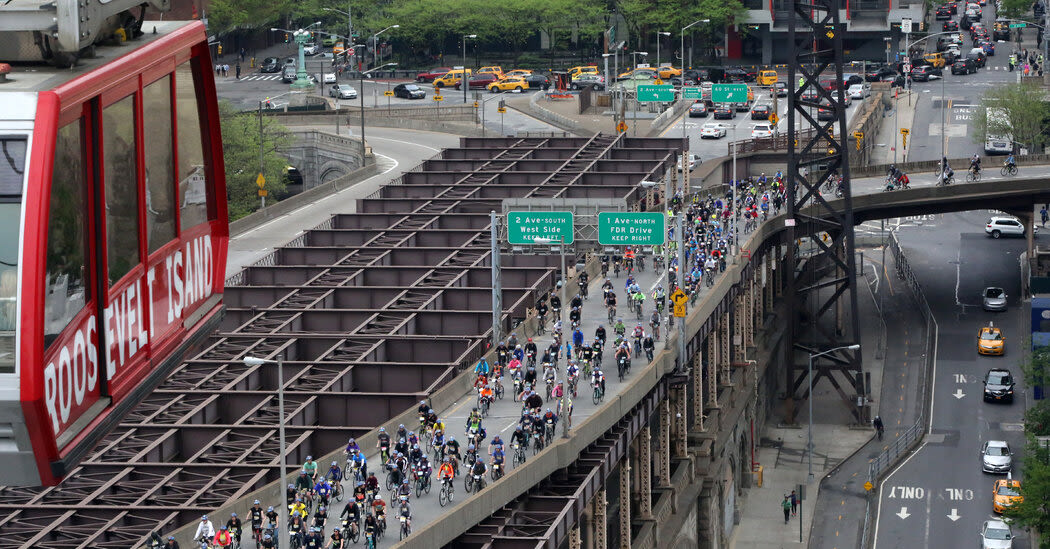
(656, 31, 671, 67)
(359, 61, 397, 159)
(629, 51, 647, 136)
(463, 34, 477, 105)
(257, 90, 297, 210)
(271, 24, 321, 91)
(322, 5, 353, 51)
(680, 20, 709, 199)
(373, 24, 399, 71)
(680, 20, 710, 73)
(807, 344, 861, 480)
(243, 356, 286, 543)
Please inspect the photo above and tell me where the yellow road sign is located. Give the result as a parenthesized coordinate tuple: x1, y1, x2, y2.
(654, 78, 664, 85)
(673, 303, 687, 318)
(670, 288, 688, 305)
(434, 95, 444, 102)
(497, 107, 507, 113)
(853, 131, 864, 139)
(256, 173, 266, 188)
(473, 101, 479, 108)
(902, 135, 908, 148)
(384, 90, 394, 96)
(769, 113, 779, 125)
(864, 481, 874, 492)
(616, 120, 628, 133)
(900, 128, 909, 135)
(258, 189, 268, 197)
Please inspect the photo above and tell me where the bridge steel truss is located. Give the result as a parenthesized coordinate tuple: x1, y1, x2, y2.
(0, 134, 682, 549)
(446, 236, 784, 549)
(785, 0, 865, 420)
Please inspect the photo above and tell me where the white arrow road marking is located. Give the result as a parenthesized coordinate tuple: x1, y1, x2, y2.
(947, 508, 961, 521)
(897, 506, 911, 519)
(952, 389, 965, 399)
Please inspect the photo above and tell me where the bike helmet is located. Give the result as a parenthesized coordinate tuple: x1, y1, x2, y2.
(263, 534, 272, 540)
(231, 512, 237, 517)
(403, 479, 409, 485)
(201, 515, 208, 521)
(428, 409, 434, 414)
(448, 436, 455, 441)
(398, 423, 405, 429)
(253, 499, 260, 505)
(306, 455, 313, 460)
(267, 506, 274, 511)
(379, 427, 386, 432)
(220, 526, 228, 530)
(289, 483, 295, 489)
(332, 461, 338, 466)
(169, 536, 175, 540)
(420, 400, 426, 405)
(334, 527, 341, 532)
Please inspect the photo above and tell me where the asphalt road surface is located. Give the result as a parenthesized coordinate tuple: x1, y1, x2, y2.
(872, 210, 1038, 548)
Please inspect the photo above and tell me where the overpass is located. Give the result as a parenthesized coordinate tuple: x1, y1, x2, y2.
(399, 172, 1050, 549)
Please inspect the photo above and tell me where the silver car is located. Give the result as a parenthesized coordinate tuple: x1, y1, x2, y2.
(329, 84, 358, 100)
(982, 287, 1007, 311)
(979, 519, 1013, 549)
(981, 440, 1012, 473)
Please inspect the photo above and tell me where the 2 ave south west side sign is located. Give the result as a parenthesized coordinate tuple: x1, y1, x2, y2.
(507, 211, 575, 244)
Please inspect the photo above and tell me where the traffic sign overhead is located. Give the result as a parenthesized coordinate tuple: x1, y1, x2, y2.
(637, 84, 675, 102)
(597, 212, 666, 246)
(1009, 22, 1027, 28)
(507, 211, 574, 245)
(712, 83, 748, 103)
(683, 86, 702, 99)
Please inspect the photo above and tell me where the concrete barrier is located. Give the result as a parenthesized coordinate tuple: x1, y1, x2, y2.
(650, 99, 691, 135)
(527, 90, 586, 135)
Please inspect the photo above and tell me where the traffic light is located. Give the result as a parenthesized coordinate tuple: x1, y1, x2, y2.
(284, 33, 290, 43)
(217, 43, 222, 55)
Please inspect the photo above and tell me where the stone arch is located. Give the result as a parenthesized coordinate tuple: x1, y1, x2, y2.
(317, 160, 349, 186)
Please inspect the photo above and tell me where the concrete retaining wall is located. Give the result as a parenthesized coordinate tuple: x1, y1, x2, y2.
(528, 91, 587, 135)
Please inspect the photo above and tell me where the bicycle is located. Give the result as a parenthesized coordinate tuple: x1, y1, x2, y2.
(513, 443, 527, 466)
(479, 397, 490, 418)
(966, 168, 982, 182)
(399, 516, 410, 540)
(414, 473, 431, 498)
(1001, 164, 1017, 176)
(494, 380, 505, 400)
(607, 305, 616, 323)
(532, 432, 544, 455)
(592, 381, 604, 405)
(438, 477, 455, 506)
(491, 462, 504, 481)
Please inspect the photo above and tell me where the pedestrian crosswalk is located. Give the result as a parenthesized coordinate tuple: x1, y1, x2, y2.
(239, 74, 283, 81)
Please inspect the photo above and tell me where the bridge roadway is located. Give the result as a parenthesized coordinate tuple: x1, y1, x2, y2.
(388, 173, 1050, 547)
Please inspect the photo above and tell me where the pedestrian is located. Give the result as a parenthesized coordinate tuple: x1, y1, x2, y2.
(223, 64, 229, 77)
(215, 62, 222, 76)
(781, 496, 791, 523)
(1041, 206, 1048, 227)
(790, 490, 798, 516)
(235, 63, 241, 79)
(240, 47, 246, 62)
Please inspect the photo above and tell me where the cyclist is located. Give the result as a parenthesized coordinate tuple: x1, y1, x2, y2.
(303, 455, 319, 482)
(397, 478, 412, 501)
(1005, 152, 1016, 171)
(226, 512, 243, 547)
(377, 427, 391, 462)
(566, 360, 580, 392)
(194, 515, 215, 546)
(970, 153, 981, 176)
(265, 506, 279, 532)
(212, 525, 234, 548)
(495, 340, 509, 367)
(326, 461, 343, 485)
(289, 498, 308, 520)
(652, 287, 666, 311)
(632, 289, 646, 313)
(479, 383, 494, 410)
(260, 533, 276, 549)
(445, 436, 462, 467)
(592, 366, 606, 395)
(543, 408, 558, 429)
(614, 318, 626, 338)
(511, 425, 529, 450)
(163, 535, 179, 549)
(474, 356, 492, 382)
(329, 526, 347, 549)
(470, 456, 488, 485)
(491, 447, 506, 477)
(288, 514, 307, 547)
(396, 423, 408, 442)
(439, 457, 456, 484)
(345, 437, 361, 454)
(340, 498, 361, 530)
(363, 513, 379, 540)
(312, 505, 328, 533)
(371, 493, 387, 529)
(303, 526, 323, 549)
(248, 500, 264, 543)
(643, 332, 656, 361)
(295, 470, 313, 494)
(315, 477, 333, 508)
(364, 471, 380, 497)
(398, 497, 413, 534)
(595, 324, 607, 346)
(524, 338, 538, 365)
(578, 270, 590, 298)
(466, 407, 482, 434)
(649, 310, 661, 340)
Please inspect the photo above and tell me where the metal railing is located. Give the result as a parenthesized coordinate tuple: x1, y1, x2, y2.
(860, 231, 938, 547)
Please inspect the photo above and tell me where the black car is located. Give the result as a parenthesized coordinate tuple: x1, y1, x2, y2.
(800, 90, 820, 103)
(865, 66, 898, 81)
(774, 81, 788, 97)
(983, 368, 1015, 402)
(525, 74, 550, 89)
(750, 105, 771, 120)
(713, 106, 734, 119)
(936, 5, 953, 18)
(967, 50, 987, 67)
(688, 102, 709, 117)
(951, 58, 977, 74)
(943, 20, 960, 31)
(733, 101, 751, 112)
(910, 66, 941, 81)
(393, 83, 426, 99)
(260, 57, 281, 73)
(817, 105, 835, 120)
(724, 68, 751, 82)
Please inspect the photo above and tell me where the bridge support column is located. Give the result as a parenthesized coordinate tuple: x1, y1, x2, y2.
(570, 524, 581, 549)
(733, 295, 745, 362)
(719, 312, 731, 386)
(593, 488, 607, 549)
(657, 400, 671, 487)
(746, 278, 756, 347)
(764, 254, 775, 311)
(706, 335, 719, 409)
(638, 425, 652, 519)
(693, 350, 705, 432)
(673, 386, 688, 458)
(619, 457, 631, 548)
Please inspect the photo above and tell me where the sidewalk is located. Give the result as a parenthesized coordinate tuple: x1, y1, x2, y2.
(728, 268, 885, 549)
(875, 89, 918, 166)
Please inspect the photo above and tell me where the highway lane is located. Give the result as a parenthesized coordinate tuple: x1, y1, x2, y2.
(872, 211, 1037, 548)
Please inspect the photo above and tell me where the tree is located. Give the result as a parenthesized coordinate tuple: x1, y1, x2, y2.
(207, 0, 291, 33)
(217, 101, 292, 221)
(1005, 436, 1050, 547)
(974, 82, 1050, 153)
(997, 0, 1030, 19)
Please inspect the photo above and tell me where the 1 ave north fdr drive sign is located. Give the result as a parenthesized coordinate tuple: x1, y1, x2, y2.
(507, 211, 574, 245)
(598, 212, 666, 246)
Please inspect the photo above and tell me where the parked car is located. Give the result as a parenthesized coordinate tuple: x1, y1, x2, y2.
(688, 102, 709, 117)
(750, 104, 772, 120)
(261, 57, 281, 73)
(393, 83, 425, 99)
(328, 84, 358, 99)
(416, 67, 453, 82)
(570, 74, 605, 90)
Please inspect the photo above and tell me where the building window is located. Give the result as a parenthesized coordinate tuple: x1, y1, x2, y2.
(44, 123, 90, 349)
(103, 94, 141, 283)
(176, 62, 210, 230)
(143, 76, 177, 253)
(0, 137, 24, 372)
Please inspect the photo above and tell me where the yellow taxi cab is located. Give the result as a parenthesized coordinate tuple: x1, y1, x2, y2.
(618, 68, 659, 80)
(433, 68, 471, 88)
(747, 85, 755, 102)
(477, 66, 504, 78)
(757, 69, 779, 86)
(488, 76, 529, 92)
(977, 323, 1005, 356)
(992, 477, 1022, 514)
(568, 65, 599, 78)
(656, 64, 682, 79)
(504, 69, 532, 78)
(923, 52, 946, 68)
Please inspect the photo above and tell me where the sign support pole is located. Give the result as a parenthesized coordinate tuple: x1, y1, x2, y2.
(676, 212, 686, 374)
(490, 211, 503, 348)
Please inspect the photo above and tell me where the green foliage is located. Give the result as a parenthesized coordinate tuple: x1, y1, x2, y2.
(208, 0, 288, 32)
(1005, 435, 1050, 543)
(1026, 400, 1050, 437)
(217, 101, 292, 221)
(979, 82, 1050, 152)
(1021, 345, 1050, 390)
(997, 0, 1031, 19)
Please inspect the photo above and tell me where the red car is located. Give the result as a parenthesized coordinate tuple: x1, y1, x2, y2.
(416, 67, 452, 82)
(455, 73, 499, 90)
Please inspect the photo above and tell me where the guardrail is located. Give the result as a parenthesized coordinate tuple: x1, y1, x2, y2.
(860, 231, 938, 547)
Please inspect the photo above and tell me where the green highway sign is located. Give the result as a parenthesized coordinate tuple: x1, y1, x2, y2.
(712, 83, 749, 103)
(637, 84, 675, 102)
(507, 211, 574, 245)
(598, 212, 666, 246)
(1009, 22, 1027, 27)
(682, 86, 702, 100)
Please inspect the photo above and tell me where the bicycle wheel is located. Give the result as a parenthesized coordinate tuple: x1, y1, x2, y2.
(592, 387, 601, 405)
(439, 485, 449, 507)
(1001, 166, 1008, 176)
(495, 384, 504, 400)
(1009, 166, 1017, 176)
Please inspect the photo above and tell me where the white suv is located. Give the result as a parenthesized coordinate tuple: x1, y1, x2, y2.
(985, 216, 1025, 239)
